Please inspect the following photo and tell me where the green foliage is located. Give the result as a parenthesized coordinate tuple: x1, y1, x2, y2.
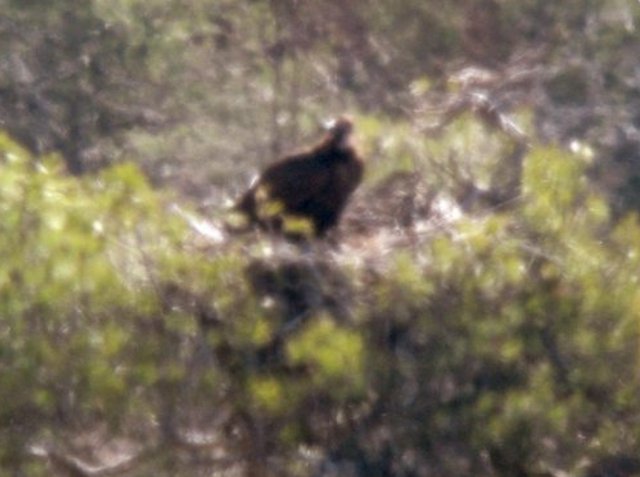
(248, 375, 287, 414)
(3, 0, 640, 474)
(0, 133, 190, 466)
(3, 110, 640, 477)
(287, 316, 365, 398)
(341, 137, 640, 474)
(361, 112, 522, 206)
(523, 145, 594, 233)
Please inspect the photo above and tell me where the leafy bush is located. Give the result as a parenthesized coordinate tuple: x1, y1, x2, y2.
(3, 120, 640, 477)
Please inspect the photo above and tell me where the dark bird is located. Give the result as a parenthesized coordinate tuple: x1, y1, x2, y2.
(231, 116, 364, 239)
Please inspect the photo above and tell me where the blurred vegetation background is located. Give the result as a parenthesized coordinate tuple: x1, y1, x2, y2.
(2, 0, 640, 476)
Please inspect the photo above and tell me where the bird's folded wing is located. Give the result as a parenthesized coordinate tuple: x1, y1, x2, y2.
(259, 156, 330, 209)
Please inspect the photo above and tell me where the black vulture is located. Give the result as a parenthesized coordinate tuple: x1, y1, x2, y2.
(232, 116, 364, 239)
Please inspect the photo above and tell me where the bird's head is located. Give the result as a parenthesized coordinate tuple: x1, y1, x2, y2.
(325, 115, 354, 151)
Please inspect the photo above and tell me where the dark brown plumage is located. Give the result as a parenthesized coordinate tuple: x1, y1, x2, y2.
(232, 116, 364, 239)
